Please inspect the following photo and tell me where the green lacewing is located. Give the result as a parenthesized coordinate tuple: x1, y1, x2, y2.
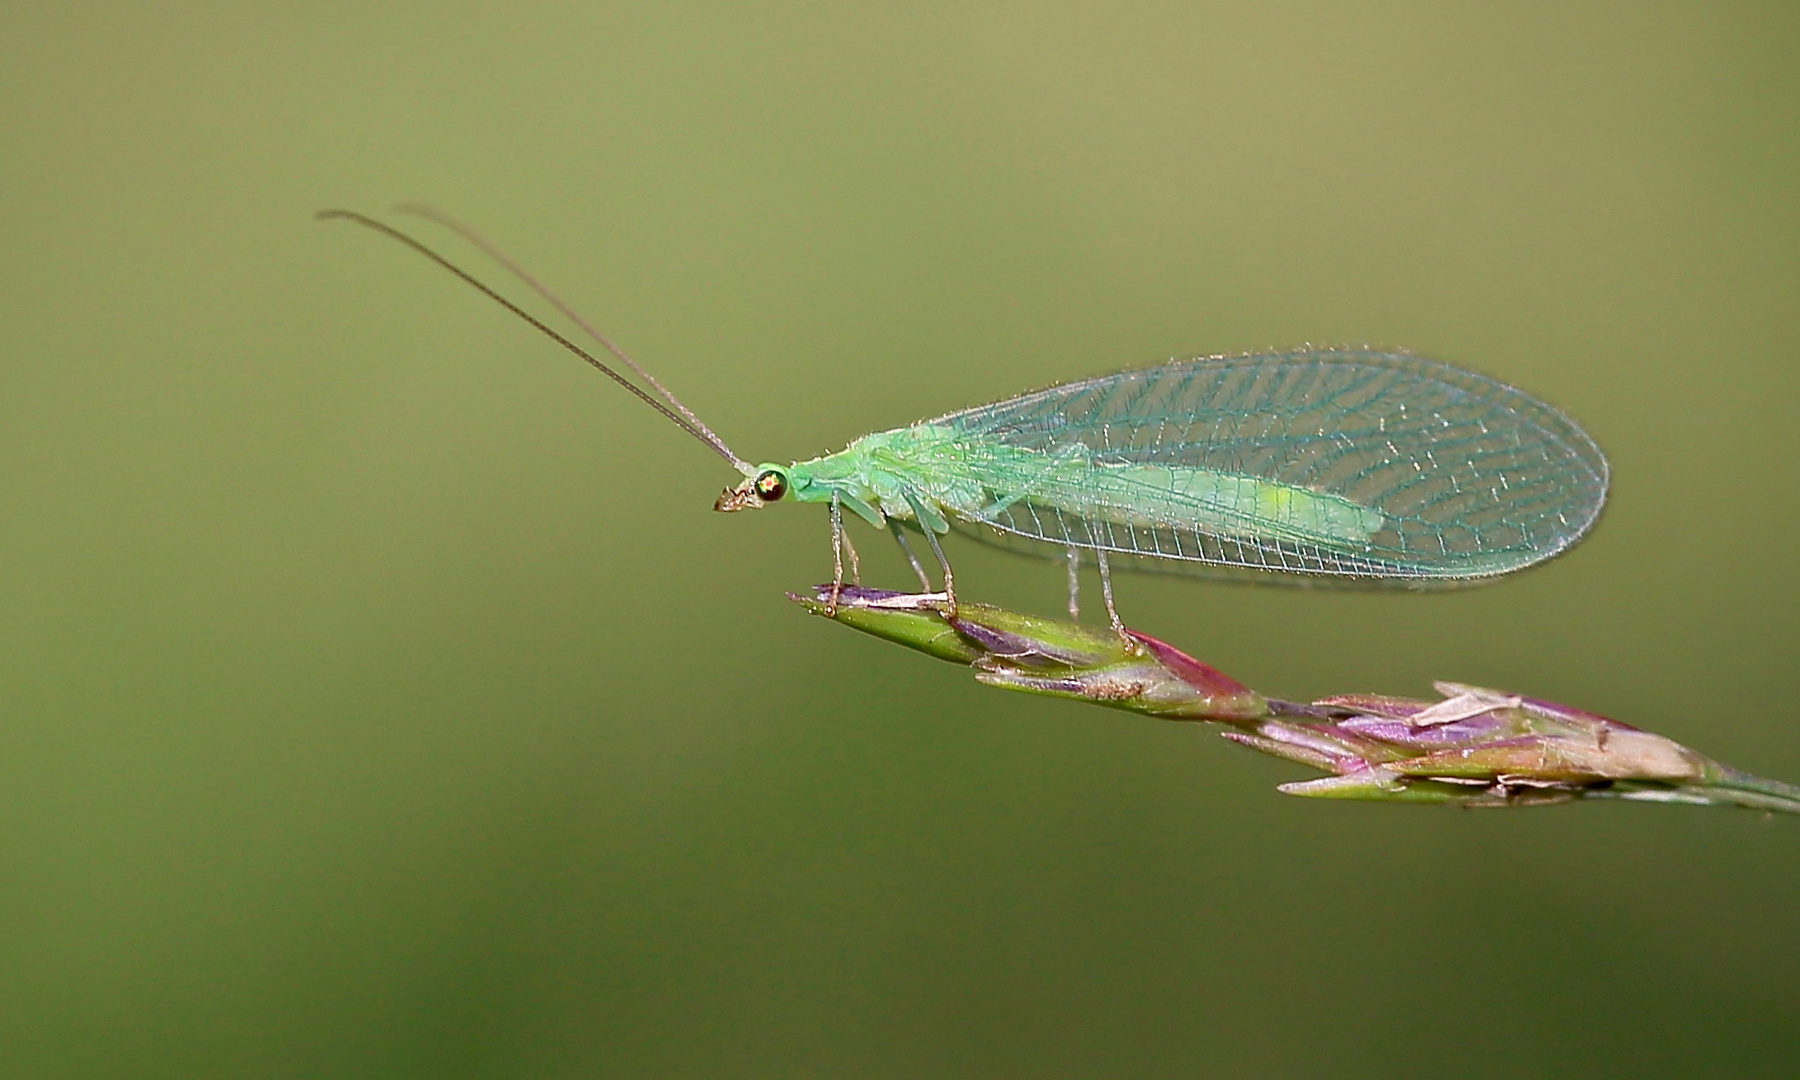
(323, 208, 1608, 621)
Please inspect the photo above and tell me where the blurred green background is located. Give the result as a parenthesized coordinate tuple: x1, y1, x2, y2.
(2, 2, 1796, 1076)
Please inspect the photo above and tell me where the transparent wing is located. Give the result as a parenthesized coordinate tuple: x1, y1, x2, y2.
(931, 347, 1608, 584)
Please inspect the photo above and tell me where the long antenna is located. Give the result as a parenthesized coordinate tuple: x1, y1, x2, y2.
(318, 209, 755, 476)
(392, 203, 740, 468)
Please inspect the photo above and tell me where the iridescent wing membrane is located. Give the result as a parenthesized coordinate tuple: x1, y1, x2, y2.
(931, 348, 1608, 585)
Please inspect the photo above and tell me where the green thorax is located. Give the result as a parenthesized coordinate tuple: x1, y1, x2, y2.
(783, 424, 996, 526)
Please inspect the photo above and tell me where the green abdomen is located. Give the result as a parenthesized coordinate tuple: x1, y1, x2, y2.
(1086, 464, 1386, 544)
(948, 439, 1386, 546)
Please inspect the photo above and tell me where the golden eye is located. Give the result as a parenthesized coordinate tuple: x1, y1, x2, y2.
(754, 469, 788, 502)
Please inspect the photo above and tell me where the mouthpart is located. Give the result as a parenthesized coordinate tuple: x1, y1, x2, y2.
(714, 481, 764, 512)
